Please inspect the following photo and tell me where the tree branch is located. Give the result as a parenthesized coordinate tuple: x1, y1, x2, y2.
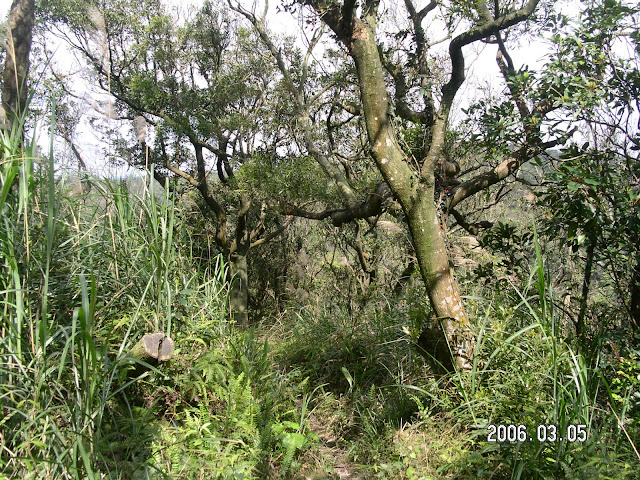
(231, 193, 251, 254)
(250, 216, 293, 248)
(285, 182, 391, 227)
(422, 0, 541, 179)
(345, 222, 376, 277)
(231, 0, 359, 205)
(445, 0, 541, 97)
(449, 143, 537, 209)
(449, 207, 492, 235)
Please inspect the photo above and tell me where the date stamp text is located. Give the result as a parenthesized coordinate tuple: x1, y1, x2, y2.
(486, 424, 587, 443)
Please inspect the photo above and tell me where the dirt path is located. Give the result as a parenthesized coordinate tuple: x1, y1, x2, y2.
(301, 405, 364, 480)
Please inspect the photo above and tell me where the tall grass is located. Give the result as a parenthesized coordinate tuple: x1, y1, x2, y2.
(0, 105, 316, 479)
(0, 108, 230, 477)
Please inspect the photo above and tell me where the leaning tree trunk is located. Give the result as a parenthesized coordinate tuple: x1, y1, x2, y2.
(410, 191, 473, 371)
(347, 18, 474, 371)
(0, 0, 34, 127)
(229, 251, 249, 327)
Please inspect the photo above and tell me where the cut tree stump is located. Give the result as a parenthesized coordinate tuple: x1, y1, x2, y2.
(128, 332, 175, 364)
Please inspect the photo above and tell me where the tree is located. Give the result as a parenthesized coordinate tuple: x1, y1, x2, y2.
(230, 0, 577, 371)
(536, 0, 640, 339)
(41, 0, 292, 325)
(1, 0, 35, 128)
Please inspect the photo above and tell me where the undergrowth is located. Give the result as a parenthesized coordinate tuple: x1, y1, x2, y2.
(268, 237, 640, 479)
(1, 107, 638, 480)
(0, 112, 315, 479)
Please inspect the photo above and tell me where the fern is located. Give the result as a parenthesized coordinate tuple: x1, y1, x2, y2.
(281, 436, 297, 476)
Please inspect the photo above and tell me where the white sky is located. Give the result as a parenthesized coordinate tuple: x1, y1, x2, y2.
(0, 1, 9, 22)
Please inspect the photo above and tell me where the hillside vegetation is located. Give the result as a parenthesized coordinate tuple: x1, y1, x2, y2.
(1, 0, 640, 478)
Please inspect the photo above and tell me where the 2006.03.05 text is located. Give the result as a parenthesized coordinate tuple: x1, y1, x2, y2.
(486, 424, 588, 443)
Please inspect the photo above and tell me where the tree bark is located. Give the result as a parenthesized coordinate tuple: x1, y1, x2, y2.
(630, 255, 640, 332)
(0, 0, 34, 127)
(229, 252, 249, 327)
(577, 237, 596, 343)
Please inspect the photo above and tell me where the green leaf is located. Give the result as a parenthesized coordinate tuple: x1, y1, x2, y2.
(584, 177, 600, 186)
(283, 432, 307, 450)
(282, 421, 300, 431)
(341, 366, 354, 391)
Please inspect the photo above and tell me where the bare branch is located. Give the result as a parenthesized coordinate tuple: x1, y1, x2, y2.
(250, 216, 293, 248)
(301, 23, 324, 89)
(345, 222, 376, 276)
(496, 35, 530, 120)
(446, 132, 573, 209)
(443, 0, 541, 102)
(286, 182, 391, 227)
(164, 161, 199, 187)
(449, 207, 493, 235)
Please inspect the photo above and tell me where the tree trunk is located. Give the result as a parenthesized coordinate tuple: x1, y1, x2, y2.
(347, 18, 474, 371)
(577, 237, 596, 343)
(410, 193, 474, 371)
(0, 0, 34, 127)
(229, 252, 249, 327)
(125, 332, 174, 379)
(630, 254, 640, 332)
(128, 332, 175, 363)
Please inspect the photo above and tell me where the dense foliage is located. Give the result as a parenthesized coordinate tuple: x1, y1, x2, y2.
(1, 0, 639, 478)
